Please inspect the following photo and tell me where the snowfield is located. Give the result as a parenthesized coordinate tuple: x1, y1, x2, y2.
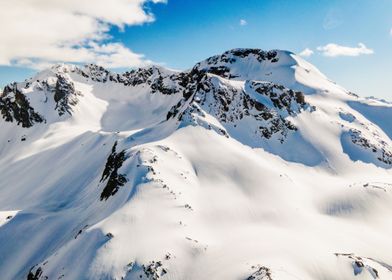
(0, 49, 391, 280)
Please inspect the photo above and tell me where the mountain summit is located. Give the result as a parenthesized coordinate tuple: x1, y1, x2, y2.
(1, 49, 392, 280)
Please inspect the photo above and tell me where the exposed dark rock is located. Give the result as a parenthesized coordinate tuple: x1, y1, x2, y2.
(207, 66, 231, 78)
(166, 100, 183, 120)
(335, 253, 384, 279)
(54, 75, 80, 116)
(198, 49, 280, 70)
(79, 65, 181, 97)
(27, 266, 43, 280)
(251, 81, 308, 115)
(173, 76, 311, 143)
(246, 265, 272, 280)
(74, 229, 83, 239)
(142, 260, 167, 280)
(349, 128, 392, 165)
(151, 75, 177, 95)
(121, 67, 154, 86)
(78, 64, 111, 83)
(0, 83, 44, 127)
(100, 141, 128, 200)
(74, 225, 88, 239)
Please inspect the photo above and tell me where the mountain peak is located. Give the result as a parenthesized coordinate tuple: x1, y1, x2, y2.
(50, 63, 78, 73)
(193, 48, 336, 95)
(200, 48, 293, 65)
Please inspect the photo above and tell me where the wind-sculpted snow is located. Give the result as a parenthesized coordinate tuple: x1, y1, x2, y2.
(335, 253, 392, 279)
(348, 100, 392, 140)
(337, 103, 392, 168)
(0, 48, 392, 280)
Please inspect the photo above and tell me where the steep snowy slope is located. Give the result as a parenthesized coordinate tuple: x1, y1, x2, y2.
(0, 48, 391, 280)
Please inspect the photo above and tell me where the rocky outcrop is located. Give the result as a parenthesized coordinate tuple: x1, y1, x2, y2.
(349, 128, 392, 165)
(246, 265, 273, 280)
(0, 83, 44, 127)
(53, 75, 80, 116)
(335, 253, 392, 279)
(99, 141, 128, 200)
(27, 266, 43, 280)
(79, 64, 180, 96)
(78, 64, 111, 83)
(142, 261, 168, 280)
(168, 73, 313, 143)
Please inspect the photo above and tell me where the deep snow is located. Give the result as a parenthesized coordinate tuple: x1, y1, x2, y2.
(0, 48, 391, 280)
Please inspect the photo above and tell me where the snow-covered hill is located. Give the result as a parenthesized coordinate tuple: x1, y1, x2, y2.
(0, 48, 391, 280)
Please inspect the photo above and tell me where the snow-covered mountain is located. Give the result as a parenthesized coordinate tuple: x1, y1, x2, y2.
(0, 48, 392, 280)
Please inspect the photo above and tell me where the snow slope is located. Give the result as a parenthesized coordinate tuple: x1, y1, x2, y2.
(0, 48, 391, 280)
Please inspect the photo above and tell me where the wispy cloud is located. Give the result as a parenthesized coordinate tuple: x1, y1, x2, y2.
(317, 43, 374, 57)
(239, 19, 248, 26)
(323, 8, 343, 30)
(299, 48, 314, 57)
(0, 0, 166, 69)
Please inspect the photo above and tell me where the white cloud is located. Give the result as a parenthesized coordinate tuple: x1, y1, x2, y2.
(299, 48, 314, 57)
(0, 0, 166, 69)
(239, 19, 248, 26)
(317, 43, 374, 57)
(390, 28, 392, 36)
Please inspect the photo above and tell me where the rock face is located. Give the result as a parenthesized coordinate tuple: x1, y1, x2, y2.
(246, 266, 273, 280)
(53, 74, 80, 116)
(195, 49, 279, 79)
(335, 253, 392, 279)
(100, 142, 128, 201)
(78, 64, 180, 96)
(0, 49, 392, 280)
(0, 83, 44, 127)
(348, 128, 392, 165)
(173, 75, 313, 144)
(0, 71, 81, 126)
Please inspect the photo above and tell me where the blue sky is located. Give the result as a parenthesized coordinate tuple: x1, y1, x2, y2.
(1, 0, 391, 99)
